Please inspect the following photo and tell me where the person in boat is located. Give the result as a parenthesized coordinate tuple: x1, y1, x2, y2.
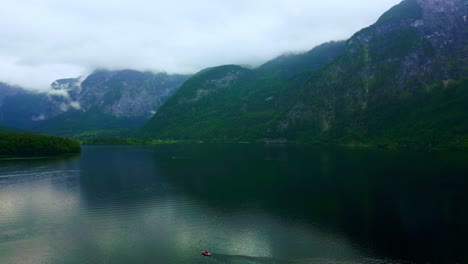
(201, 250, 212, 256)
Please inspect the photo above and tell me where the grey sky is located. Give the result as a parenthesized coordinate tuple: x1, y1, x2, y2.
(0, 0, 401, 90)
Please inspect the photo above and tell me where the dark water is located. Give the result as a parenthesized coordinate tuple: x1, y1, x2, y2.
(0, 145, 467, 264)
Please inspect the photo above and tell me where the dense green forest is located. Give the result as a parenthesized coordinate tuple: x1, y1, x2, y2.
(143, 42, 347, 142)
(81, 137, 194, 146)
(81, 137, 149, 146)
(143, 0, 468, 151)
(0, 128, 81, 156)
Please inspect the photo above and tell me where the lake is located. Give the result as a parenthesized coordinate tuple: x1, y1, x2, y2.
(0, 145, 467, 264)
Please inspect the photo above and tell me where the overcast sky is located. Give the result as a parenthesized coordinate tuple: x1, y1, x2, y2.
(0, 0, 401, 90)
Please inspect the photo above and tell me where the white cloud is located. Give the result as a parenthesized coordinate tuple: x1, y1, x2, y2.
(0, 0, 401, 90)
(70, 101, 81, 110)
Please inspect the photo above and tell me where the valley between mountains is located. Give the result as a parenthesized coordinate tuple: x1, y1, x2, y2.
(1, 0, 467, 151)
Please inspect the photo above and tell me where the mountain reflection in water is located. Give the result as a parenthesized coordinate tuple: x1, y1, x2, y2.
(0, 145, 467, 264)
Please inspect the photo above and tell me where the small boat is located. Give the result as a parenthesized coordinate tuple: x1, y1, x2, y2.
(201, 250, 212, 257)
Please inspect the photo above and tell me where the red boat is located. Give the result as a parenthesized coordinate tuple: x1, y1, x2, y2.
(201, 250, 212, 257)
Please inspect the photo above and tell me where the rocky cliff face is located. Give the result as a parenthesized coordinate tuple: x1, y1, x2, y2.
(418, 0, 466, 50)
(77, 70, 188, 118)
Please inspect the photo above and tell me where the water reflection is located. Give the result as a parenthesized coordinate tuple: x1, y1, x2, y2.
(0, 145, 467, 264)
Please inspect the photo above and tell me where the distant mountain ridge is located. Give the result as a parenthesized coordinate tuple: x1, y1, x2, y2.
(0, 70, 190, 137)
(1, 0, 466, 149)
(144, 0, 468, 149)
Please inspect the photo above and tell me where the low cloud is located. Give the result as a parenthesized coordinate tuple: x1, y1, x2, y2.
(0, 0, 401, 90)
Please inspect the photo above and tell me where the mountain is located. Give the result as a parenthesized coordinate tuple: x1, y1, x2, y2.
(274, 0, 468, 148)
(0, 83, 21, 105)
(257, 41, 346, 79)
(0, 70, 190, 137)
(144, 0, 468, 150)
(0, 83, 54, 129)
(143, 41, 347, 140)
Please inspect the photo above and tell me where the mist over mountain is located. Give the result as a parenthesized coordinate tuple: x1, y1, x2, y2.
(143, 0, 468, 150)
(0, 0, 466, 150)
(0, 71, 189, 137)
(0, 0, 401, 90)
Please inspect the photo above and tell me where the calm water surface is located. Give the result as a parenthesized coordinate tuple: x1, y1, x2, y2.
(0, 145, 467, 264)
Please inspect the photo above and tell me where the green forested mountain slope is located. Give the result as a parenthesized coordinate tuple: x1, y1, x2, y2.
(257, 41, 346, 79)
(144, 42, 347, 140)
(273, 0, 468, 148)
(144, 0, 468, 150)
